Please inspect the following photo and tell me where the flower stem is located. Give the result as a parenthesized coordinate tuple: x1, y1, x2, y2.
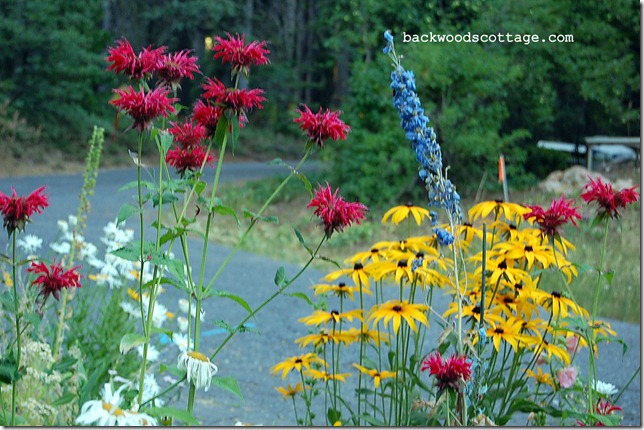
(10, 233, 19, 427)
(591, 219, 610, 320)
(204, 149, 312, 294)
(210, 235, 325, 360)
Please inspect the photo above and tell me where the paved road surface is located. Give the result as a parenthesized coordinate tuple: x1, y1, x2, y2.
(0, 162, 639, 426)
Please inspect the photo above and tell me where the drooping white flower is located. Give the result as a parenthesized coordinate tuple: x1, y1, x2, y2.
(178, 351, 218, 391)
(592, 380, 618, 396)
(16, 234, 43, 254)
(75, 382, 158, 426)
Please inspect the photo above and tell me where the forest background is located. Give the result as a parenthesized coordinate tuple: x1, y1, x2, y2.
(0, 0, 639, 208)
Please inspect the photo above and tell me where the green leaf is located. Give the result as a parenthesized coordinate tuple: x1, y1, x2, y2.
(213, 203, 240, 225)
(159, 364, 185, 379)
(147, 406, 200, 426)
(152, 191, 179, 207)
(51, 356, 78, 373)
(208, 290, 252, 314)
(117, 204, 141, 227)
(214, 116, 229, 149)
(274, 266, 287, 288)
(52, 392, 76, 406)
(0, 291, 15, 312)
(230, 114, 240, 154)
(327, 408, 341, 424)
(284, 292, 312, 306)
(296, 171, 313, 197)
(194, 180, 207, 197)
(243, 209, 278, 224)
(211, 375, 244, 400)
(602, 269, 615, 285)
(0, 354, 19, 384)
(23, 311, 42, 332)
(269, 157, 286, 166)
(293, 228, 312, 254)
(157, 131, 174, 155)
(119, 333, 148, 354)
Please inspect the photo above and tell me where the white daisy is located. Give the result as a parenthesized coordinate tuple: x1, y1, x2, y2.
(137, 344, 160, 362)
(119, 301, 138, 319)
(592, 380, 618, 396)
(75, 382, 157, 426)
(177, 316, 189, 333)
(142, 372, 164, 407)
(16, 234, 43, 254)
(172, 333, 193, 352)
(178, 351, 218, 391)
(50, 241, 71, 255)
(178, 298, 206, 320)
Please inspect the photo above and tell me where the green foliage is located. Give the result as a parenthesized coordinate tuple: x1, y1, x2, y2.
(0, 0, 113, 151)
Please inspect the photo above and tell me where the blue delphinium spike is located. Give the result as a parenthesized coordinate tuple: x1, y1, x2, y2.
(383, 33, 462, 224)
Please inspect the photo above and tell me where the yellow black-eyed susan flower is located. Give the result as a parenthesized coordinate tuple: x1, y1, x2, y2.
(468, 200, 531, 224)
(352, 363, 396, 389)
(325, 263, 371, 289)
(298, 308, 363, 326)
(533, 338, 571, 365)
(367, 300, 429, 334)
(270, 353, 327, 380)
(343, 327, 390, 346)
(313, 282, 369, 300)
(275, 382, 306, 400)
(485, 317, 533, 352)
(381, 203, 430, 226)
(303, 369, 351, 383)
(526, 367, 556, 390)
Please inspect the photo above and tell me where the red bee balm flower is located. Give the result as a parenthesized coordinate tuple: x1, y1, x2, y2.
(308, 183, 367, 237)
(169, 120, 207, 148)
(28, 260, 82, 303)
(212, 33, 270, 76)
(202, 78, 265, 114)
(166, 144, 215, 177)
(156, 50, 201, 90)
(421, 351, 472, 391)
(294, 105, 351, 148)
(0, 186, 48, 235)
(111, 86, 177, 132)
(581, 175, 639, 220)
(523, 195, 581, 238)
(106, 38, 166, 79)
(192, 100, 223, 135)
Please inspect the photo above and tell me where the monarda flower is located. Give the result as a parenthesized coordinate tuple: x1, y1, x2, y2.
(166, 144, 215, 176)
(156, 50, 201, 90)
(202, 77, 266, 120)
(212, 32, 270, 77)
(28, 260, 82, 304)
(293, 105, 351, 149)
(421, 351, 472, 391)
(168, 120, 207, 148)
(111, 86, 177, 132)
(106, 38, 166, 80)
(0, 186, 49, 235)
(192, 99, 223, 136)
(308, 182, 367, 237)
(523, 195, 581, 238)
(581, 175, 639, 220)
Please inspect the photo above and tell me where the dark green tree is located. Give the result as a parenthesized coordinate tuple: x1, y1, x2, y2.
(0, 0, 112, 151)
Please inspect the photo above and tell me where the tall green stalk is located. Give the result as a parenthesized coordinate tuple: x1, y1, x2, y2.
(10, 233, 19, 426)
